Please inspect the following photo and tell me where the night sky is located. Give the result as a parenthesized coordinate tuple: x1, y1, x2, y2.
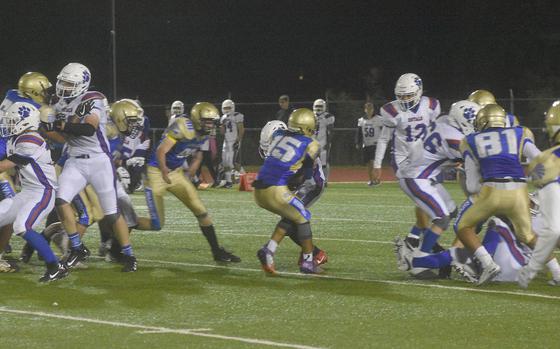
(2, 0, 560, 110)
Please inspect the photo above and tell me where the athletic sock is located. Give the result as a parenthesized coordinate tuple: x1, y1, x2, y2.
(266, 240, 278, 253)
(68, 232, 82, 249)
(408, 226, 423, 239)
(546, 259, 560, 281)
(420, 229, 440, 253)
(413, 250, 452, 269)
(200, 225, 220, 252)
(474, 246, 493, 268)
(121, 244, 133, 256)
(22, 230, 57, 264)
(225, 171, 232, 183)
(481, 229, 500, 255)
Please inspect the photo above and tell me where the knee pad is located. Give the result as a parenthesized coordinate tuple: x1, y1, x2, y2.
(104, 212, 121, 225)
(296, 222, 312, 241)
(276, 218, 292, 232)
(433, 215, 451, 230)
(55, 198, 69, 206)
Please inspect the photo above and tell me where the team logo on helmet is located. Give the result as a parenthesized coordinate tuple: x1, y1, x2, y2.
(83, 70, 90, 83)
(414, 77, 422, 87)
(18, 105, 31, 118)
(463, 107, 476, 121)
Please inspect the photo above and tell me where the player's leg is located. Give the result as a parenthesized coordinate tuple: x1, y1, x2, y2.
(0, 197, 17, 272)
(14, 188, 68, 282)
(167, 170, 240, 262)
(88, 155, 136, 272)
(145, 166, 166, 230)
(56, 159, 89, 265)
(222, 142, 234, 188)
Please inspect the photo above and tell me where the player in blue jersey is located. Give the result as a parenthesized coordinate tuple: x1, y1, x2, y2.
(454, 104, 541, 284)
(145, 102, 240, 263)
(254, 108, 322, 274)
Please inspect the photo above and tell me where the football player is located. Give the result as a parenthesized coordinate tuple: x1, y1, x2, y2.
(454, 104, 541, 285)
(0, 102, 68, 282)
(468, 89, 520, 127)
(41, 63, 137, 272)
(518, 101, 560, 288)
(355, 102, 383, 186)
(254, 109, 322, 274)
(312, 99, 334, 180)
(259, 120, 328, 267)
(219, 99, 244, 188)
(144, 102, 240, 263)
(373, 73, 441, 247)
(168, 100, 185, 126)
(394, 100, 480, 278)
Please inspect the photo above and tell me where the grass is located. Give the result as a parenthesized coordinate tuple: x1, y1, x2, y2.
(0, 182, 559, 348)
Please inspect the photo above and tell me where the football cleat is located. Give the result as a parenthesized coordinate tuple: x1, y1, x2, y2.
(451, 260, 479, 283)
(121, 255, 138, 272)
(39, 262, 69, 283)
(477, 260, 501, 286)
(20, 243, 35, 263)
(517, 265, 536, 289)
(547, 278, 560, 286)
(0, 259, 19, 273)
(64, 244, 90, 269)
(300, 260, 323, 274)
(4, 244, 12, 254)
(213, 247, 241, 263)
(257, 246, 276, 274)
(404, 236, 420, 249)
(394, 236, 413, 271)
(298, 249, 329, 266)
(222, 182, 233, 189)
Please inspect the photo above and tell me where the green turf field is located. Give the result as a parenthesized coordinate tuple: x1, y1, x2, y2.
(1, 182, 559, 348)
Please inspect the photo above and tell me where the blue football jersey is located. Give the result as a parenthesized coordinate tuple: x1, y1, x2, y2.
(256, 130, 320, 186)
(462, 126, 532, 180)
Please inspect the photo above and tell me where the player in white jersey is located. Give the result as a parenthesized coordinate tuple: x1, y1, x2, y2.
(168, 100, 185, 126)
(0, 102, 68, 282)
(41, 63, 137, 272)
(374, 73, 441, 246)
(219, 99, 244, 188)
(395, 101, 480, 278)
(355, 102, 383, 186)
(313, 99, 335, 179)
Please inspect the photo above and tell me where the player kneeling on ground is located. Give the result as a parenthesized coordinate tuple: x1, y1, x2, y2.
(144, 102, 240, 263)
(0, 102, 68, 282)
(254, 109, 322, 274)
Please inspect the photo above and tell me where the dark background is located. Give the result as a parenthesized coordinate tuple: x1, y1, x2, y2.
(2, 0, 560, 129)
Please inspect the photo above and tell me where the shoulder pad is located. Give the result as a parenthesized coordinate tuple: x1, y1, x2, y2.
(167, 117, 196, 141)
(307, 139, 320, 159)
(81, 91, 107, 102)
(381, 103, 399, 117)
(522, 126, 535, 142)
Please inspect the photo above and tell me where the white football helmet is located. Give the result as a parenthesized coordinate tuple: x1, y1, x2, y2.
(222, 99, 235, 114)
(313, 99, 326, 115)
(171, 100, 184, 115)
(394, 73, 423, 111)
(448, 100, 481, 136)
(0, 102, 40, 137)
(56, 63, 91, 99)
(259, 120, 287, 158)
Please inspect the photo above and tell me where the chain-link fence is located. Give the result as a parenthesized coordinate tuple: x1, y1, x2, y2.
(142, 97, 557, 166)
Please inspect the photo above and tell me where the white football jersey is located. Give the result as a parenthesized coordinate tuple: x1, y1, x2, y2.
(314, 111, 335, 147)
(53, 91, 111, 157)
(374, 96, 440, 168)
(357, 115, 383, 147)
(7, 132, 57, 189)
(491, 218, 531, 282)
(221, 112, 244, 143)
(397, 121, 463, 179)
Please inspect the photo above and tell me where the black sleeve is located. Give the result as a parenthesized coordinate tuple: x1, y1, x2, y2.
(355, 126, 363, 147)
(63, 123, 96, 136)
(7, 154, 32, 166)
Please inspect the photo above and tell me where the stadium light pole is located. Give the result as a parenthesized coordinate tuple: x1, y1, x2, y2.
(111, 0, 117, 101)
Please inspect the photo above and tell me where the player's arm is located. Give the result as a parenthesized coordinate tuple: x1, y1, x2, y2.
(0, 159, 16, 173)
(326, 115, 334, 149)
(188, 151, 203, 178)
(521, 127, 541, 161)
(373, 126, 392, 169)
(355, 120, 363, 150)
(236, 122, 245, 144)
(156, 136, 176, 184)
(460, 139, 481, 195)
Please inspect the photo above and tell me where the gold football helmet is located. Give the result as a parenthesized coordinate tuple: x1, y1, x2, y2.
(288, 108, 316, 136)
(18, 72, 52, 104)
(190, 102, 219, 134)
(475, 104, 507, 130)
(468, 89, 496, 107)
(109, 99, 144, 137)
(545, 101, 560, 144)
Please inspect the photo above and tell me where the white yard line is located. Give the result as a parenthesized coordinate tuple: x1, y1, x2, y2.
(0, 307, 325, 349)
(133, 258, 560, 301)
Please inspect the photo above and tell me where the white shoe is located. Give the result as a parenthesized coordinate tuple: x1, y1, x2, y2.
(394, 236, 413, 271)
(477, 260, 501, 286)
(517, 265, 536, 289)
(547, 279, 560, 286)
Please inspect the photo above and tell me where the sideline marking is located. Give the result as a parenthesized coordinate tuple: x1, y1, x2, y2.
(0, 307, 325, 349)
(133, 257, 560, 301)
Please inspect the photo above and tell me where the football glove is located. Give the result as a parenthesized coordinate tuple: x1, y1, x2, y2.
(126, 157, 146, 168)
(75, 99, 95, 118)
(116, 167, 131, 187)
